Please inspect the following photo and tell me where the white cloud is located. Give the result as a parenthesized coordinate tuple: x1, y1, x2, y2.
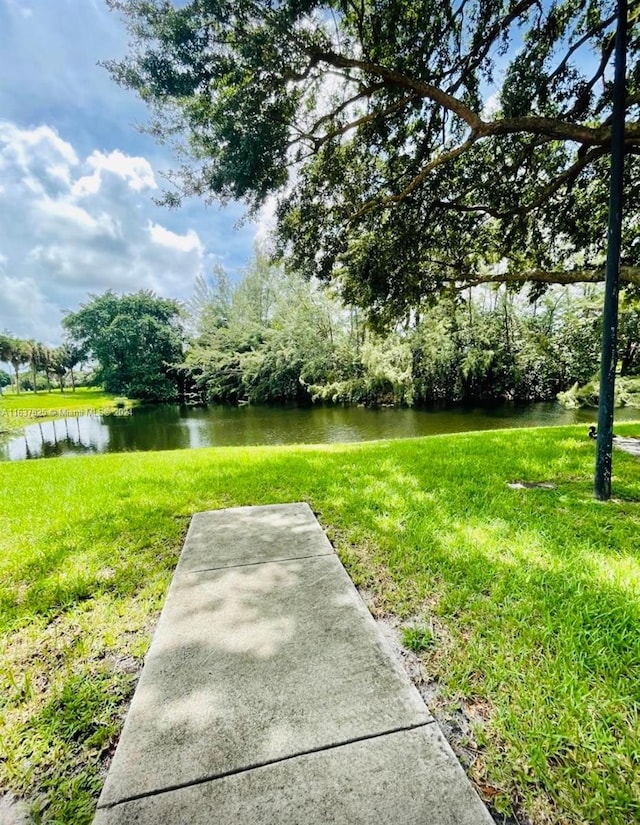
(71, 150, 157, 199)
(482, 91, 501, 119)
(71, 172, 101, 198)
(46, 162, 73, 186)
(149, 222, 202, 253)
(87, 149, 157, 192)
(0, 122, 205, 344)
(0, 1, 265, 345)
(35, 197, 110, 235)
(0, 122, 78, 172)
(254, 195, 278, 246)
(0, 273, 60, 343)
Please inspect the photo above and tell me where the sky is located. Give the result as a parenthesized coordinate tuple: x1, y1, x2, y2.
(0, 0, 268, 345)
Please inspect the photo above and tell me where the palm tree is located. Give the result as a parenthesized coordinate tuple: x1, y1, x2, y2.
(8, 338, 29, 394)
(27, 340, 45, 393)
(41, 347, 53, 392)
(0, 335, 12, 398)
(51, 347, 67, 393)
(0, 334, 12, 366)
(59, 342, 81, 392)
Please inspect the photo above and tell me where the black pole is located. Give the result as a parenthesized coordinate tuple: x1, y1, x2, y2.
(594, 0, 627, 501)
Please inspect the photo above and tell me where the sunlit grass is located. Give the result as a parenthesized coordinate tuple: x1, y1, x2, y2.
(0, 389, 135, 434)
(1, 423, 639, 823)
(1, 387, 133, 411)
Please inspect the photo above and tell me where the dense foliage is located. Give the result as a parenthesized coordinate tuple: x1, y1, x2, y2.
(4, 268, 638, 407)
(62, 291, 184, 401)
(108, 0, 640, 324)
(183, 256, 639, 406)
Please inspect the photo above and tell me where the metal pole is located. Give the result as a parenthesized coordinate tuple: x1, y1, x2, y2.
(594, 0, 627, 501)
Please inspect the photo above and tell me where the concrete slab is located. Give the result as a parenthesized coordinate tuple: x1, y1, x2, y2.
(0, 795, 32, 825)
(95, 726, 495, 825)
(176, 503, 334, 575)
(98, 552, 431, 806)
(94, 503, 493, 825)
(614, 436, 640, 457)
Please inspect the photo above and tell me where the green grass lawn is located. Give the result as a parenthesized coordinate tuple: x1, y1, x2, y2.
(1, 425, 639, 824)
(0, 389, 134, 434)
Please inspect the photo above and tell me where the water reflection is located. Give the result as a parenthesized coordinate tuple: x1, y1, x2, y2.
(1, 402, 639, 462)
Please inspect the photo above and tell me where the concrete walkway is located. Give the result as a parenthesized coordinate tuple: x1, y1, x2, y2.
(94, 503, 495, 824)
(614, 436, 640, 457)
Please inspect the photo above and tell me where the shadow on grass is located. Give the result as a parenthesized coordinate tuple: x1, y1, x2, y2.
(0, 510, 190, 630)
(298, 440, 640, 823)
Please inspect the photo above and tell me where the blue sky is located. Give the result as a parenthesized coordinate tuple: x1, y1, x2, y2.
(0, 0, 266, 345)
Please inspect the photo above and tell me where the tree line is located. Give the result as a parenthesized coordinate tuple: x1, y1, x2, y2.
(1, 292, 183, 400)
(0, 336, 81, 394)
(183, 254, 640, 407)
(4, 251, 638, 407)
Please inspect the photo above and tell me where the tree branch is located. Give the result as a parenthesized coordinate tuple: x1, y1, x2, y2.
(547, 12, 617, 85)
(460, 266, 640, 289)
(564, 33, 616, 119)
(447, 0, 538, 95)
(478, 115, 631, 144)
(289, 82, 386, 148)
(349, 132, 479, 221)
(433, 145, 608, 218)
(307, 48, 640, 146)
(312, 94, 417, 149)
(310, 48, 483, 130)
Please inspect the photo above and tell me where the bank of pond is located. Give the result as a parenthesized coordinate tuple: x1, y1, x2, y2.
(2, 400, 640, 461)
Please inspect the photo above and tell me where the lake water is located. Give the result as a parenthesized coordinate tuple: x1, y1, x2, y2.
(1, 402, 639, 462)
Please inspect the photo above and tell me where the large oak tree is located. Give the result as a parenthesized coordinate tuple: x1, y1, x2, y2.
(108, 0, 640, 323)
(63, 291, 184, 400)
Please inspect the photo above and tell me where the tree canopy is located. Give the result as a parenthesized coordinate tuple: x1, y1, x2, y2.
(182, 252, 630, 406)
(63, 290, 184, 400)
(108, 0, 640, 323)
